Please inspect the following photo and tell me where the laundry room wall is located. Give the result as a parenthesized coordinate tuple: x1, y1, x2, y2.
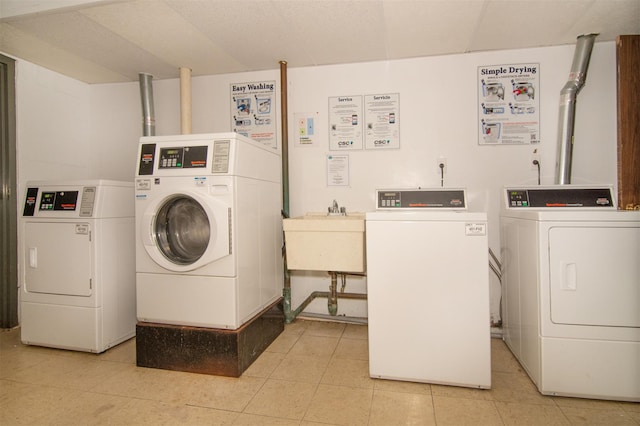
(10, 40, 618, 325)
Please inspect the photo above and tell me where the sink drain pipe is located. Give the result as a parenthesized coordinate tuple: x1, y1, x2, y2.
(555, 33, 598, 184)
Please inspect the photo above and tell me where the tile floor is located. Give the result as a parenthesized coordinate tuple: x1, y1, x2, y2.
(1, 319, 638, 425)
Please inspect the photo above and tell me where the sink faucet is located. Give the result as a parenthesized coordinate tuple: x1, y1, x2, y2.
(328, 200, 347, 216)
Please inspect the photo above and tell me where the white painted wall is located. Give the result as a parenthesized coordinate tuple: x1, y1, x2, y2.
(11, 41, 618, 324)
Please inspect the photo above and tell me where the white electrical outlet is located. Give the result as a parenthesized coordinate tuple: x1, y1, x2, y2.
(437, 157, 447, 175)
(530, 150, 540, 171)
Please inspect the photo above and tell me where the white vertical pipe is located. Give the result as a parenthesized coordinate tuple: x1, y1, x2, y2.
(180, 67, 192, 135)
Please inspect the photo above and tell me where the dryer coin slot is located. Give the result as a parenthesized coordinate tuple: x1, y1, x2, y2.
(138, 143, 156, 175)
(23, 187, 39, 216)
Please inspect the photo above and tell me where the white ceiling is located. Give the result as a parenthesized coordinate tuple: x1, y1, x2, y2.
(1, 0, 639, 84)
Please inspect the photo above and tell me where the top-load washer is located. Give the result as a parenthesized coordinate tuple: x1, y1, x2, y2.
(500, 185, 640, 401)
(20, 180, 135, 353)
(134, 132, 282, 330)
(366, 189, 491, 389)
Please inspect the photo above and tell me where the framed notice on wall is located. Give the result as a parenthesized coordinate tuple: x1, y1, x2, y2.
(328, 95, 363, 150)
(365, 93, 400, 150)
(477, 64, 540, 145)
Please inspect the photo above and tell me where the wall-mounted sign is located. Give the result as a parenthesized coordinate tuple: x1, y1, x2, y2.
(365, 93, 400, 150)
(295, 112, 319, 147)
(327, 154, 350, 186)
(329, 95, 363, 150)
(231, 80, 277, 149)
(477, 63, 540, 145)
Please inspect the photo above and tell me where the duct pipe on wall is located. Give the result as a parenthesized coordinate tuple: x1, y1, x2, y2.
(180, 67, 192, 135)
(139, 73, 155, 136)
(555, 33, 598, 184)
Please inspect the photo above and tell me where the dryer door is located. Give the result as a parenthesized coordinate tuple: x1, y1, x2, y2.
(141, 192, 230, 272)
(24, 221, 93, 296)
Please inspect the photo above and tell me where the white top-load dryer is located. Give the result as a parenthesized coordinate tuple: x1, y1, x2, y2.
(20, 180, 135, 353)
(134, 133, 282, 330)
(500, 185, 640, 401)
(366, 189, 491, 389)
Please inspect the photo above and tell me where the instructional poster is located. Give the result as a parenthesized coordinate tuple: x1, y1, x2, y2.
(477, 63, 540, 145)
(365, 93, 400, 149)
(329, 95, 363, 150)
(230, 80, 277, 149)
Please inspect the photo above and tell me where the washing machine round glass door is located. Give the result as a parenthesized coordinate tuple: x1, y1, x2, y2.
(142, 192, 230, 272)
(155, 196, 209, 264)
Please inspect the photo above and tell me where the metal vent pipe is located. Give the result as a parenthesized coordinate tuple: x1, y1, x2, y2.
(554, 33, 598, 184)
(139, 73, 155, 137)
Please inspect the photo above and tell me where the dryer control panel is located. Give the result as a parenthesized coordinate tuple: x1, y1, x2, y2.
(23, 186, 100, 217)
(505, 186, 615, 209)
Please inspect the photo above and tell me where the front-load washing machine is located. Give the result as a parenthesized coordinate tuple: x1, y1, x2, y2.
(20, 180, 135, 353)
(134, 132, 282, 329)
(366, 189, 491, 389)
(500, 185, 640, 401)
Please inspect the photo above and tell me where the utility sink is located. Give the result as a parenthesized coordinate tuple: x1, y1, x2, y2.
(283, 213, 366, 273)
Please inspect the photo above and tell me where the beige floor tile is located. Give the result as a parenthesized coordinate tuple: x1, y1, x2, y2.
(553, 395, 634, 410)
(304, 384, 372, 426)
(270, 354, 330, 383)
(44, 391, 134, 425)
(284, 319, 309, 335)
(107, 398, 239, 425)
(89, 364, 197, 404)
(243, 378, 317, 420)
(559, 406, 638, 425)
(431, 383, 493, 401)
(265, 329, 302, 354)
(0, 382, 85, 425)
(233, 412, 301, 425)
(491, 339, 523, 374)
(342, 323, 368, 340)
(303, 320, 345, 338)
(495, 400, 570, 425)
(96, 336, 136, 364)
(491, 371, 555, 406)
(3, 353, 131, 391)
(184, 374, 267, 412)
(288, 334, 339, 359)
(0, 345, 54, 379)
(373, 378, 432, 395)
(333, 336, 368, 361)
(243, 350, 285, 378)
(320, 357, 374, 389)
(369, 389, 436, 425)
(433, 395, 503, 425)
(619, 401, 640, 413)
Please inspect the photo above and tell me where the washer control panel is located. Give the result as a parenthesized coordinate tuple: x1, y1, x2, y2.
(376, 189, 466, 210)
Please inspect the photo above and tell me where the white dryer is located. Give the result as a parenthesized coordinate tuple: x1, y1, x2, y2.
(20, 180, 135, 353)
(135, 133, 282, 330)
(500, 185, 640, 401)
